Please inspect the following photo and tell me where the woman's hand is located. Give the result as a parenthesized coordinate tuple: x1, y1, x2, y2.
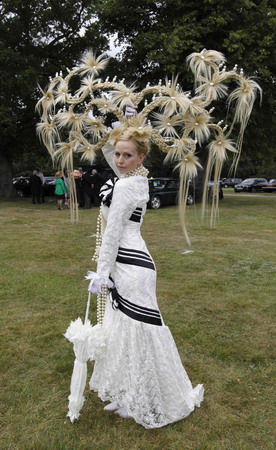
(85, 271, 114, 294)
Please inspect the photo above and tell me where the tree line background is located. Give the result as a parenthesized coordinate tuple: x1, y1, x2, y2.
(0, 0, 275, 196)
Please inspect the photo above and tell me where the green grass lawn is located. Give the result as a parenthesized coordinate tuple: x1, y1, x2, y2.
(1, 194, 275, 450)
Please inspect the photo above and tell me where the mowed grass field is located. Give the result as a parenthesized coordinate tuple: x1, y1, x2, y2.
(1, 192, 275, 450)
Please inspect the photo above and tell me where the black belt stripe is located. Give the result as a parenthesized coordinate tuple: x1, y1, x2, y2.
(117, 247, 155, 270)
(118, 295, 161, 317)
(129, 214, 141, 223)
(118, 250, 152, 262)
(119, 247, 151, 258)
(110, 288, 162, 326)
(129, 207, 143, 223)
(116, 255, 155, 270)
(119, 304, 162, 326)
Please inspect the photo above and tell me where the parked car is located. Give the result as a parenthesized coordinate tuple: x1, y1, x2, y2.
(234, 178, 267, 193)
(13, 177, 31, 197)
(13, 176, 56, 197)
(147, 178, 202, 209)
(221, 178, 243, 188)
(262, 179, 276, 192)
(43, 176, 56, 195)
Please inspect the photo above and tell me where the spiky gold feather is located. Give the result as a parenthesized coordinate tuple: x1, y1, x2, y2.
(54, 142, 75, 170)
(187, 49, 226, 78)
(84, 117, 105, 138)
(36, 86, 55, 117)
(56, 111, 86, 132)
(228, 77, 262, 125)
(54, 80, 69, 105)
(152, 112, 182, 137)
(127, 114, 147, 129)
(188, 96, 206, 115)
(209, 135, 237, 162)
(195, 75, 228, 101)
(78, 51, 109, 76)
(184, 114, 210, 145)
(111, 83, 136, 108)
(77, 144, 96, 163)
(175, 152, 203, 247)
(76, 75, 97, 97)
(158, 78, 190, 115)
(36, 120, 59, 155)
(164, 138, 196, 164)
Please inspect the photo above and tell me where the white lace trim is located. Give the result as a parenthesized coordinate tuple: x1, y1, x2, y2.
(90, 303, 204, 428)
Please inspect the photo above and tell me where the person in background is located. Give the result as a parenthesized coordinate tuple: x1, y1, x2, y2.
(55, 171, 67, 210)
(29, 170, 42, 204)
(71, 169, 83, 207)
(77, 166, 85, 207)
(91, 168, 103, 207)
(37, 171, 45, 203)
(82, 168, 94, 209)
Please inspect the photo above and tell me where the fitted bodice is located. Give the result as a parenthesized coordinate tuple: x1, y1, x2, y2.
(97, 176, 149, 278)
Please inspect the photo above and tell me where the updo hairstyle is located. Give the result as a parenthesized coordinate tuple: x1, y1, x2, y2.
(115, 132, 149, 157)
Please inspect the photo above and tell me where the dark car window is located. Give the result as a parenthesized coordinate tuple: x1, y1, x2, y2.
(166, 180, 178, 189)
(242, 179, 255, 184)
(150, 180, 165, 190)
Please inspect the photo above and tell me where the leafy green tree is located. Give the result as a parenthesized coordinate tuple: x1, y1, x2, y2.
(0, 0, 108, 196)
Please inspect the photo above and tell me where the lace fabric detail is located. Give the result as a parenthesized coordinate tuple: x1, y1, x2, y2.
(90, 302, 204, 428)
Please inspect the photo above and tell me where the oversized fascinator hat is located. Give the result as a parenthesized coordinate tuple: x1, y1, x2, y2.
(36, 48, 261, 244)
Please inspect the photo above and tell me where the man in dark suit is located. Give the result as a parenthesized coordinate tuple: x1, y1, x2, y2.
(82, 168, 94, 209)
(91, 169, 103, 207)
(29, 170, 42, 204)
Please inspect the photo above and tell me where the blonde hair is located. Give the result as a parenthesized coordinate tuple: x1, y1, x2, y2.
(55, 171, 63, 178)
(115, 134, 149, 156)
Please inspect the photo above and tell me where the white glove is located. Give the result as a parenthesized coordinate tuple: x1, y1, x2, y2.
(85, 271, 114, 294)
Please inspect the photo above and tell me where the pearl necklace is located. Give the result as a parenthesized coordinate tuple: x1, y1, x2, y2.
(91, 208, 106, 324)
(92, 208, 103, 263)
(122, 164, 149, 178)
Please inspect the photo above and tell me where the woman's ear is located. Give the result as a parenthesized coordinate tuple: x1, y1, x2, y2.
(139, 153, 145, 164)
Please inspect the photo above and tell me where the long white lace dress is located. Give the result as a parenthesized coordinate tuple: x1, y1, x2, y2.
(89, 150, 204, 429)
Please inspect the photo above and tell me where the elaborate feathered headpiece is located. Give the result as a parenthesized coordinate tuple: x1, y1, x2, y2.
(36, 48, 261, 244)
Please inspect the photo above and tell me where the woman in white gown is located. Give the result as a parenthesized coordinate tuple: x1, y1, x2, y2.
(88, 133, 204, 429)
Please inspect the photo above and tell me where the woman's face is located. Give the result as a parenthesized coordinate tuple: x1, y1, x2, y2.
(114, 140, 145, 175)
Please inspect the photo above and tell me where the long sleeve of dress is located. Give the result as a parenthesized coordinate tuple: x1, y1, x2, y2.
(96, 179, 138, 279)
(102, 143, 121, 178)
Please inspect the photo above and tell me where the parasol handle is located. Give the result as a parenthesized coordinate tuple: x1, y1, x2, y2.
(84, 292, 91, 324)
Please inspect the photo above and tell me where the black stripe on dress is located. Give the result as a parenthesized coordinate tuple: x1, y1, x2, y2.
(118, 247, 151, 259)
(129, 207, 143, 223)
(118, 249, 152, 262)
(110, 287, 162, 326)
(116, 247, 155, 270)
(116, 256, 155, 270)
